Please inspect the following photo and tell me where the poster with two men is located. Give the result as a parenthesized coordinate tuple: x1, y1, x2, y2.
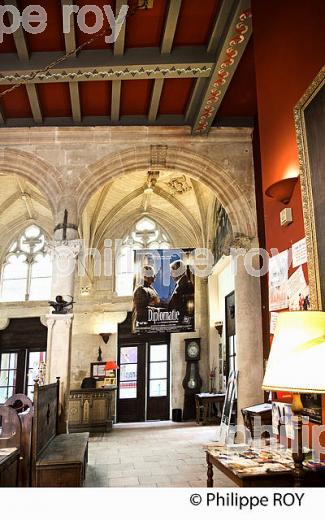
(132, 248, 195, 334)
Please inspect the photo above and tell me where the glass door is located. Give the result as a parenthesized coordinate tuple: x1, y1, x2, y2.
(0, 349, 46, 403)
(117, 341, 170, 422)
(147, 343, 170, 420)
(117, 344, 146, 422)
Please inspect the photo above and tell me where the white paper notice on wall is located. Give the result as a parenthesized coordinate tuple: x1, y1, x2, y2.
(269, 250, 289, 311)
(270, 312, 278, 334)
(287, 266, 309, 310)
(292, 237, 307, 268)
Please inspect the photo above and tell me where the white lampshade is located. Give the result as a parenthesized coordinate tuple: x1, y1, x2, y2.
(262, 311, 325, 394)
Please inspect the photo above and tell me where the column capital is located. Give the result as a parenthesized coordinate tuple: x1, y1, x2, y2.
(0, 317, 9, 331)
(46, 239, 83, 258)
(45, 313, 74, 329)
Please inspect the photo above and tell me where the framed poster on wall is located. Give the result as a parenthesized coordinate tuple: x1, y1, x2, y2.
(295, 65, 325, 309)
(132, 248, 195, 334)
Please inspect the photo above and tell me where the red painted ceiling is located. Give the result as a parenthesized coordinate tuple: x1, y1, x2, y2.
(0, 0, 256, 122)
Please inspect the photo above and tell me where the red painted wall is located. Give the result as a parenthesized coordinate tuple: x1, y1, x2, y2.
(252, 0, 325, 254)
(252, 0, 325, 437)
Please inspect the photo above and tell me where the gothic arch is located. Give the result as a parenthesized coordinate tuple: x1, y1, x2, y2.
(0, 148, 62, 212)
(95, 207, 197, 250)
(77, 146, 257, 237)
(91, 186, 202, 249)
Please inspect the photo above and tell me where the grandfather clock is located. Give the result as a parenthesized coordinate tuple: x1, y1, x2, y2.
(182, 338, 202, 420)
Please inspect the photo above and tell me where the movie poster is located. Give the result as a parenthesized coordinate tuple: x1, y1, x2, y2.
(132, 248, 195, 334)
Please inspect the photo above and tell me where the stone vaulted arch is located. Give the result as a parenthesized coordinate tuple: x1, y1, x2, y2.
(77, 146, 257, 238)
(0, 148, 62, 213)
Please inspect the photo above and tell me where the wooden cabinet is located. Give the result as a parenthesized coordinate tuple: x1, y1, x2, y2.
(68, 388, 116, 433)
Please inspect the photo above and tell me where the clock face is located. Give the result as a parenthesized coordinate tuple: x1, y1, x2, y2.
(188, 378, 196, 389)
(187, 341, 199, 358)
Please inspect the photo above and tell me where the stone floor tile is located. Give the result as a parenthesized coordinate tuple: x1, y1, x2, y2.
(84, 422, 238, 488)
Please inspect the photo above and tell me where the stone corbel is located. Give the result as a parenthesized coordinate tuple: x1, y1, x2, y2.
(222, 233, 255, 255)
(0, 317, 10, 331)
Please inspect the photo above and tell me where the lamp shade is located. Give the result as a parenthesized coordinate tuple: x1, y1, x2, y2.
(265, 177, 298, 204)
(105, 361, 119, 370)
(262, 311, 325, 394)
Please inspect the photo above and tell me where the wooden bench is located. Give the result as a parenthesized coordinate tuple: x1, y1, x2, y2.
(0, 405, 21, 487)
(31, 378, 89, 487)
(4, 394, 33, 486)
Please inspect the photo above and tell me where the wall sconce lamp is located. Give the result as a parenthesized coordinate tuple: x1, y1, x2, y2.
(215, 321, 223, 336)
(99, 332, 111, 344)
(265, 177, 298, 205)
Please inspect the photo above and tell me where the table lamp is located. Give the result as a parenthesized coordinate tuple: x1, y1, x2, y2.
(262, 311, 325, 486)
(104, 360, 119, 387)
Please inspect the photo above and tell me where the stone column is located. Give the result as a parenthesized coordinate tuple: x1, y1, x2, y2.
(199, 277, 210, 391)
(45, 314, 74, 432)
(232, 236, 264, 428)
(44, 195, 81, 432)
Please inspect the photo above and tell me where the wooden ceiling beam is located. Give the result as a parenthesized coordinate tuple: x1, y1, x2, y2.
(147, 0, 183, 121)
(192, 0, 252, 134)
(69, 83, 82, 123)
(114, 0, 127, 56)
(161, 0, 182, 54)
(61, 0, 77, 56)
(0, 47, 213, 84)
(4, 0, 43, 123)
(26, 84, 43, 124)
(187, 0, 237, 127)
(111, 80, 121, 122)
(61, 0, 82, 123)
(4, 0, 29, 60)
(148, 78, 164, 122)
(111, 1, 127, 121)
(207, 0, 238, 55)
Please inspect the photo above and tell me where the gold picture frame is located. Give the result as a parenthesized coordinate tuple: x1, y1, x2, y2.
(294, 66, 325, 310)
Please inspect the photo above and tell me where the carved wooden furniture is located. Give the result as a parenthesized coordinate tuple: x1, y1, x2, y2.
(4, 394, 33, 486)
(31, 379, 89, 487)
(195, 393, 225, 425)
(0, 448, 20, 487)
(241, 403, 272, 441)
(68, 387, 116, 433)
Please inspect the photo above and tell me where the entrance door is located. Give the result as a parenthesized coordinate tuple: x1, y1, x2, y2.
(117, 344, 146, 422)
(117, 341, 170, 422)
(147, 342, 170, 421)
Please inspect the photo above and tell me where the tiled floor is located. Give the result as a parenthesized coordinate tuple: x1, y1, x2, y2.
(85, 421, 234, 487)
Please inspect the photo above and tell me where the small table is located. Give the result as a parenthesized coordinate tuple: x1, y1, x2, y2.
(195, 393, 225, 425)
(205, 445, 325, 487)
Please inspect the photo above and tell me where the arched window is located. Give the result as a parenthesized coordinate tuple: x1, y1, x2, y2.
(0, 225, 52, 302)
(116, 218, 171, 297)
